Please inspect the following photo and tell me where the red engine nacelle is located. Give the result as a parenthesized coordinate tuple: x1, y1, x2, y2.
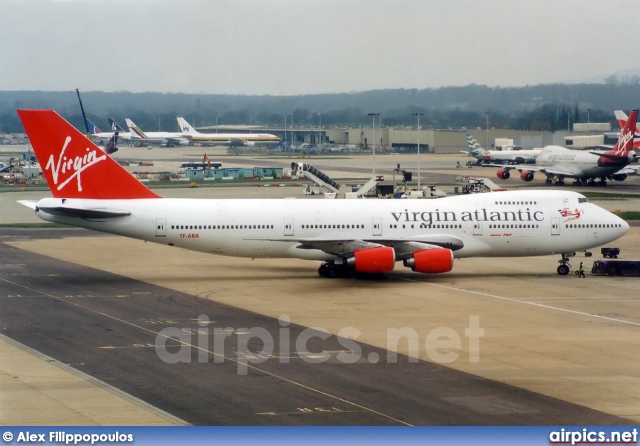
(520, 170, 534, 182)
(403, 248, 453, 274)
(496, 168, 510, 180)
(347, 246, 395, 273)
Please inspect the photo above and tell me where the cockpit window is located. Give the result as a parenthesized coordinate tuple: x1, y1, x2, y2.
(578, 197, 591, 203)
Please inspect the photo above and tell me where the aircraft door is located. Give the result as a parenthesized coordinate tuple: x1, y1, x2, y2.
(155, 218, 166, 237)
(551, 217, 560, 236)
(284, 217, 294, 236)
(372, 217, 382, 236)
(473, 221, 482, 236)
(562, 198, 569, 209)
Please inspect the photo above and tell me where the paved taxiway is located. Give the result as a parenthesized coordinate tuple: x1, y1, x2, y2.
(2, 148, 640, 425)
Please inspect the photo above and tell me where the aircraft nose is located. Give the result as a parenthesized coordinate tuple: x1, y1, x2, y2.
(619, 216, 630, 234)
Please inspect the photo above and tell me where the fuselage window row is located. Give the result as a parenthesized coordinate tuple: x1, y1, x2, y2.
(301, 224, 364, 229)
(488, 224, 538, 229)
(170, 225, 275, 230)
(495, 201, 537, 206)
(565, 223, 621, 229)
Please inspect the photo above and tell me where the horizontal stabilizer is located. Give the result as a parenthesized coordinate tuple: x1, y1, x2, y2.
(37, 206, 131, 219)
(17, 200, 38, 210)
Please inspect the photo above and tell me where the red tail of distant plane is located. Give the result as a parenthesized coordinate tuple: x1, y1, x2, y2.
(17, 110, 160, 200)
(603, 109, 637, 159)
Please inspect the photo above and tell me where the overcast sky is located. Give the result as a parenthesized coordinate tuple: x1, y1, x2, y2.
(1, 0, 637, 96)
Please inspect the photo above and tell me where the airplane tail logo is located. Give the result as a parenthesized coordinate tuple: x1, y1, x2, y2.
(605, 109, 637, 158)
(466, 134, 486, 157)
(125, 119, 148, 139)
(177, 117, 197, 134)
(85, 118, 100, 135)
(109, 118, 125, 133)
(104, 131, 119, 155)
(17, 110, 160, 200)
(613, 109, 640, 148)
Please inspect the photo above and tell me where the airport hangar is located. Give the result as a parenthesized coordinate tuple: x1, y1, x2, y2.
(196, 123, 594, 154)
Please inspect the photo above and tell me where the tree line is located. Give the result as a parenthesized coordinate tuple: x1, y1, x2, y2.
(1, 80, 639, 133)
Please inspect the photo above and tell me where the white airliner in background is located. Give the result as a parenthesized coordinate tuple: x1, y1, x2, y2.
(177, 117, 280, 146)
(17, 110, 629, 277)
(465, 134, 541, 165)
(86, 118, 132, 144)
(491, 110, 639, 185)
(125, 118, 191, 147)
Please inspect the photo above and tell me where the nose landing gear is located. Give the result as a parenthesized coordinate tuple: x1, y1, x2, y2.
(557, 253, 575, 275)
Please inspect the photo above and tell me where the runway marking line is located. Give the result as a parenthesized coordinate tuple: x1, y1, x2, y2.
(0, 277, 412, 426)
(397, 277, 640, 327)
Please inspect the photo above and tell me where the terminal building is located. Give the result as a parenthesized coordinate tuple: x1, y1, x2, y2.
(203, 124, 566, 154)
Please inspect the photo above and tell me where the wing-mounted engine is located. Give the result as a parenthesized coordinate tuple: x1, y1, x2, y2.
(497, 168, 510, 180)
(611, 173, 628, 181)
(403, 248, 453, 274)
(346, 246, 395, 273)
(520, 170, 534, 182)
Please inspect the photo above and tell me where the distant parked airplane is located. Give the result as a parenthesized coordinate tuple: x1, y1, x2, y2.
(465, 134, 541, 165)
(177, 117, 280, 146)
(125, 118, 190, 147)
(491, 110, 638, 185)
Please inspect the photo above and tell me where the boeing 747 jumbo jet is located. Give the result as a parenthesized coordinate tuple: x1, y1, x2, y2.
(492, 110, 639, 186)
(17, 110, 629, 277)
(177, 117, 280, 146)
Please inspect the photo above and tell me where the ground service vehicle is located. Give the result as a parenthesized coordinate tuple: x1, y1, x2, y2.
(591, 260, 640, 276)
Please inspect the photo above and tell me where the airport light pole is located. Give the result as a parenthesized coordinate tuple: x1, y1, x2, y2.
(485, 111, 489, 148)
(290, 113, 294, 147)
(249, 113, 252, 133)
(284, 113, 287, 146)
(368, 113, 380, 177)
(318, 113, 321, 146)
(413, 112, 424, 190)
(587, 108, 591, 133)
(215, 113, 218, 133)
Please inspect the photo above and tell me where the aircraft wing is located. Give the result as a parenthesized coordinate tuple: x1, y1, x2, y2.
(484, 163, 575, 177)
(616, 165, 638, 175)
(483, 163, 544, 172)
(260, 234, 464, 258)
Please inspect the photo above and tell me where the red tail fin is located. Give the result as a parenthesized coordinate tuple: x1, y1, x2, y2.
(17, 110, 160, 199)
(605, 109, 637, 158)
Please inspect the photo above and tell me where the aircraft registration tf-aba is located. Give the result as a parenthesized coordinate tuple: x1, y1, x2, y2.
(17, 110, 629, 277)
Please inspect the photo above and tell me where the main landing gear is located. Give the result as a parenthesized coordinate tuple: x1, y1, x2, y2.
(557, 253, 575, 275)
(318, 261, 355, 278)
(317, 261, 385, 279)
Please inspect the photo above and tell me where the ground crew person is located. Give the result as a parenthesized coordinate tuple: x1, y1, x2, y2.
(578, 262, 585, 278)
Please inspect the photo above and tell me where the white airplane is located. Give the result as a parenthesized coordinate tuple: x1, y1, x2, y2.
(465, 134, 541, 165)
(17, 110, 629, 277)
(126, 118, 190, 147)
(492, 110, 638, 185)
(85, 118, 132, 144)
(177, 117, 280, 146)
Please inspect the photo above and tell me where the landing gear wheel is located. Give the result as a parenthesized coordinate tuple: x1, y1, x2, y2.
(557, 264, 570, 275)
(318, 261, 354, 278)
